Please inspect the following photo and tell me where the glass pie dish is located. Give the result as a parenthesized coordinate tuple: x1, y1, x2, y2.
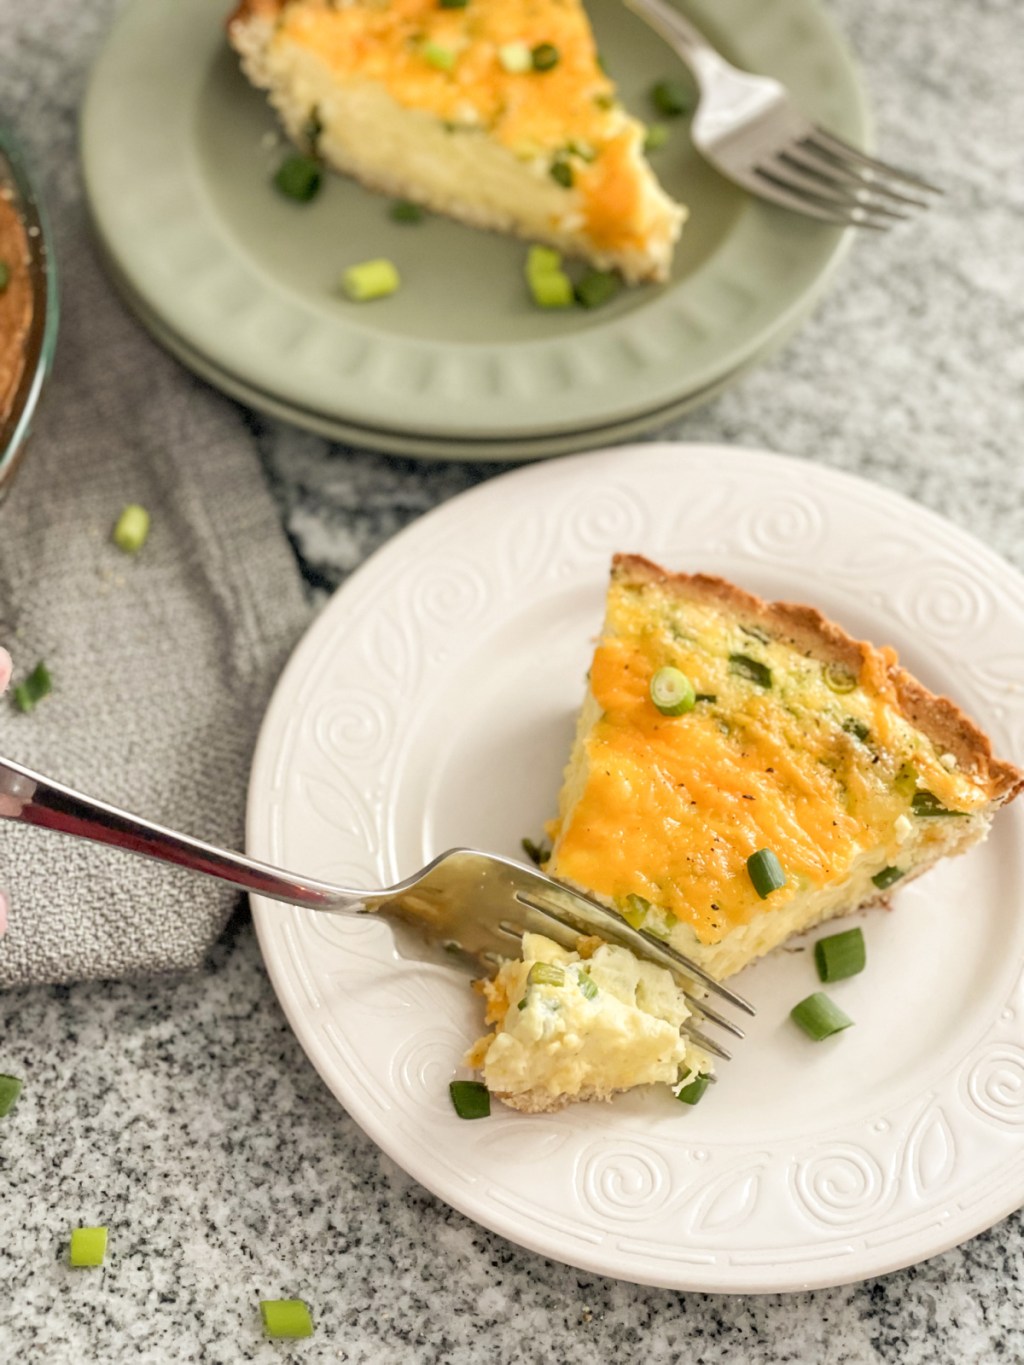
(0, 126, 59, 503)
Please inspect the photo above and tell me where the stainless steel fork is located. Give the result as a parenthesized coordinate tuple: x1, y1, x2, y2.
(0, 755, 753, 1058)
(626, 0, 941, 227)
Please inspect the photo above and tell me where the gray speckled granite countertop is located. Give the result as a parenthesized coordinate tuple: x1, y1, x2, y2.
(3, 0, 1024, 1358)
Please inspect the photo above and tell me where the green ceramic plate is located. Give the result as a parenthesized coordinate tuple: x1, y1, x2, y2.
(97, 234, 818, 461)
(81, 0, 868, 446)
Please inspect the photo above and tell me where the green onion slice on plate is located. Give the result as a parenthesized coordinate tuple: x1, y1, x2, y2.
(814, 927, 865, 983)
(273, 155, 321, 203)
(650, 78, 690, 116)
(676, 1073, 710, 1105)
(341, 259, 400, 302)
(449, 1080, 491, 1119)
(790, 992, 853, 1041)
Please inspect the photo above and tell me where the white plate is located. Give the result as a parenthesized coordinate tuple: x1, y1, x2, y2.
(247, 444, 1024, 1292)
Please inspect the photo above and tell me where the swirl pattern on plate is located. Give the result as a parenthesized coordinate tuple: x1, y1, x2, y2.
(248, 444, 1024, 1292)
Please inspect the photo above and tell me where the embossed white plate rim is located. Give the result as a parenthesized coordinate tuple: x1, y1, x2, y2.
(248, 443, 1024, 1291)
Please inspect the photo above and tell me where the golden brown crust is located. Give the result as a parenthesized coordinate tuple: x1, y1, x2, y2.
(492, 1086, 616, 1114)
(612, 553, 1024, 807)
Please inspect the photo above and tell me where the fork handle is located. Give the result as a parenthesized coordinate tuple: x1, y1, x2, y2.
(622, 0, 732, 89)
(0, 754, 354, 912)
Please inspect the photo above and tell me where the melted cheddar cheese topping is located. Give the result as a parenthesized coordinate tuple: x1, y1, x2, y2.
(548, 576, 989, 946)
(272, 0, 651, 250)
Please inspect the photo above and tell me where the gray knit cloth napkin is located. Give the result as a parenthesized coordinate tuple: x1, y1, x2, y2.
(0, 187, 313, 987)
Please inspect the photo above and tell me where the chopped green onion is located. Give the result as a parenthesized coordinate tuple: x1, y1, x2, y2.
(498, 41, 533, 73)
(729, 653, 772, 688)
(423, 41, 457, 70)
(531, 42, 560, 71)
(13, 661, 52, 714)
(644, 123, 669, 152)
(528, 270, 574, 308)
(516, 995, 529, 1011)
(112, 503, 150, 554)
(842, 716, 870, 742)
(650, 665, 696, 716)
(790, 992, 854, 1041)
(0, 261, 9, 292)
(823, 662, 858, 694)
(578, 972, 598, 1001)
(0, 1074, 22, 1117)
(449, 1080, 491, 1119)
(526, 244, 562, 277)
(260, 1300, 314, 1339)
(695, 692, 717, 703)
(593, 92, 616, 110)
(911, 790, 964, 817)
(273, 155, 321, 203)
(439, 0, 469, 7)
(527, 962, 565, 987)
(872, 864, 904, 890)
(341, 258, 400, 302)
(549, 158, 574, 189)
(521, 836, 551, 866)
(676, 1073, 710, 1105)
(621, 892, 650, 929)
(389, 199, 425, 224)
(746, 848, 786, 899)
(69, 1227, 108, 1267)
(814, 927, 866, 983)
(650, 78, 691, 116)
(575, 269, 620, 310)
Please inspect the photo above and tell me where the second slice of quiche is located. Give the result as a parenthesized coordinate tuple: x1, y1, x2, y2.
(228, 0, 685, 282)
(545, 555, 1023, 981)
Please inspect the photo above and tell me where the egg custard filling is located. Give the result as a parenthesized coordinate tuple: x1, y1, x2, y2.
(466, 932, 710, 1113)
(544, 555, 1022, 983)
(228, 0, 685, 281)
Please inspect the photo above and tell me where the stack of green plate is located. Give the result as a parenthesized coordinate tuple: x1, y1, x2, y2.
(81, 0, 868, 461)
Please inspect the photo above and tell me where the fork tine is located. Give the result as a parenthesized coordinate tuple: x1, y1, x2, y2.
(626, 924, 755, 1015)
(806, 127, 944, 195)
(684, 993, 746, 1040)
(758, 160, 912, 222)
(683, 1026, 732, 1062)
(514, 888, 755, 1015)
(779, 147, 932, 211)
(753, 166, 901, 230)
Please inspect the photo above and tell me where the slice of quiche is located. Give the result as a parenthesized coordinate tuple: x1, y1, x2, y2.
(545, 554, 1023, 981)
(228, 0, 685, 283)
